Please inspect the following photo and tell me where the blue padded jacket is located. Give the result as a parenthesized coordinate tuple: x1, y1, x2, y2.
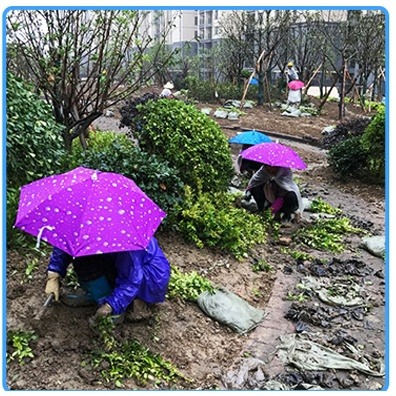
(47, 237, 171, 315)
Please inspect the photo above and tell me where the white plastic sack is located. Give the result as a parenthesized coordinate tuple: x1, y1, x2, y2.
(197, 288, 266, 334)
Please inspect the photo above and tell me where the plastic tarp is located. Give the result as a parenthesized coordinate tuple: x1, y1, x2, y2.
(300, 276, 365, 307)
(277, 334, 384, 377)
(222, 357, 267, 389)
(361, 235, 385, 258)
(197, 288, 266, 334)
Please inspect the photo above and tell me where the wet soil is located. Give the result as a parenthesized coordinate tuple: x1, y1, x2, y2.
(6, 98, 386, 390)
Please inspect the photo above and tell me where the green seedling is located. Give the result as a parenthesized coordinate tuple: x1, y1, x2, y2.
(293, 217, 362, 253)
(281, 248, 315, 262)
(285, 292, 309, 302)
(23, 256, 39, 283)
(252, 259, 274, 273)
(86, 317, 189, 388)
(252, 288, 262, 298)
(7, 330, 38, 365)
(63, 267, 80, 289)
(310, 197, 343, 215)
(167, 266, 215, 302)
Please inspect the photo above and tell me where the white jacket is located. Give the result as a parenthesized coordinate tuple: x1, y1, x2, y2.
(247, 166, 304, 213)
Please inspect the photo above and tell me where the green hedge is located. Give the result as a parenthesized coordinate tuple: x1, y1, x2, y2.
(130, 99, 235, 193)
(69, 131, 184, 226)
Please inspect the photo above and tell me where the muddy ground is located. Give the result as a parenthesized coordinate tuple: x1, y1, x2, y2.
(5, 97, 386, 391)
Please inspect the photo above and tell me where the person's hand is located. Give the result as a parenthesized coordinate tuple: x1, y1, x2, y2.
(45, 271, 61, 301)
(94, 303, 113, 318)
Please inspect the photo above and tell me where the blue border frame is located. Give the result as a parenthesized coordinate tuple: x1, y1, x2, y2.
(2, 5, 389, 392)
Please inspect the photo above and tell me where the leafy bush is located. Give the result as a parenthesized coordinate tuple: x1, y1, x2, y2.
(327, 106, 385, 185)
(327, 136, 367, 179)
(178, 186, 267, 260)
(69, 131, 184, 226)
(6, 72, 66, 187)
(360, 105, 385, 182)
(121, 98, 234, 193)
(6, 187, 27, 249)
(322, 117, 371, 149)
(167, 266, 215, 301)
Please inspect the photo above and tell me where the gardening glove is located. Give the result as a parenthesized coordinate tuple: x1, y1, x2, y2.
(94, 303, 113, 318)
(45, 271, 61, 301)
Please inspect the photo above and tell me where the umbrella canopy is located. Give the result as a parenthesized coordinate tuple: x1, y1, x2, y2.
(288, 80, 305, 90)
(14, 167, 166, 257)
(240, 142, 307, 170)
(228, 130, 272, 145)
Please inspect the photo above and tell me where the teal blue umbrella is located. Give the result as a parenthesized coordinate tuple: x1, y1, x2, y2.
(228, 130, 272, 145)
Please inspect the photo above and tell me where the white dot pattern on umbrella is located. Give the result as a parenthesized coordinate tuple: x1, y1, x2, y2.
(240, 142, 307, 170)
(14, 167, 166, 257)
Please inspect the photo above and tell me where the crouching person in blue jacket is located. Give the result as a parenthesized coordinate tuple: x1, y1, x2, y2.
(44, 237, 171, 324)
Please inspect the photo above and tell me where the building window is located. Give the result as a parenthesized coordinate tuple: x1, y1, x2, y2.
(194, 16, 198, 25)
(206, 27, 212, 40)
(214, 10, 219, 19)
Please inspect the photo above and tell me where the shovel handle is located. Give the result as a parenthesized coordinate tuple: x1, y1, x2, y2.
(43, 292, 55, 307)
(33, 293, 55, 322)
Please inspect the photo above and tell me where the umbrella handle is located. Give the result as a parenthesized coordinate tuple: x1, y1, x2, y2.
(36, 226, 55, 249)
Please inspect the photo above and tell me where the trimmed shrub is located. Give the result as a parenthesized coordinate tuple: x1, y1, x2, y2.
(327, 136, 367, 179)
(121, 98, 235, 194)
(327, 106, 385, 185)
(69, 131, 184, 226)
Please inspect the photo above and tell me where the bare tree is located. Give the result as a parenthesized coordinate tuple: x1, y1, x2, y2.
(352, 11, 385, 102)
(6, 10, 178, 150)
(219, 10, 298, 105)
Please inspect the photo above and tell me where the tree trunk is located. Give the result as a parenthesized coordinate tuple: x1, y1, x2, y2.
(338, 61, 347, 120)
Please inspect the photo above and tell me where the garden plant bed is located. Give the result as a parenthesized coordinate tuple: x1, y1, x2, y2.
(6, 99, 386, 390)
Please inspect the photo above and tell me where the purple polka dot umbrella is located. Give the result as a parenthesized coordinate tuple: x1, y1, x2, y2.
(240, 142, 307, 170)
(14, 167, 167, 257)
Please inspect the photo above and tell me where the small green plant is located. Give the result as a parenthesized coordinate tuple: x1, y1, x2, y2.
(251, 288, 262, 298)
(293, 217, 362, 253)
(7, 330, 38, 365)
(167, 266, 215, 302)
(281, 248, 315, 262)
(285, 291, 310, 302)
(21, 256, 39, 283)
(310, 197, 342, 215)
(86, 317, 187, 388)
(260, 209, 280, 240)
(63, 267, 80, 289)
(252, 258, 274, 273)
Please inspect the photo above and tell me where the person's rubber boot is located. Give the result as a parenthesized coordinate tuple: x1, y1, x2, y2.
(60, 291, 96, 307)
(62, 276, 113, 307)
